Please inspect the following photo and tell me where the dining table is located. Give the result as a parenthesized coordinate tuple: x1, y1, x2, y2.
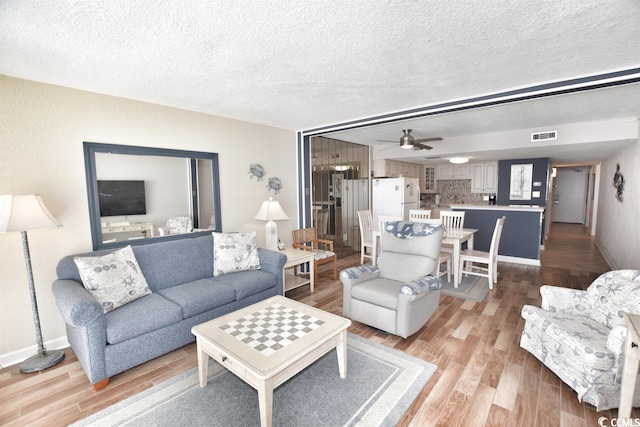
(372, 227, 478, 288)
(442, 228, 478, 288)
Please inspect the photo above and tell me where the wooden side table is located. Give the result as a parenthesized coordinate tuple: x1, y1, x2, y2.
(619, 312, 640, 419)
(280, 248, 315, 294)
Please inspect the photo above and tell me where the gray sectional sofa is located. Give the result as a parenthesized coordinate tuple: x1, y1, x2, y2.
(52, 234, 286, 388)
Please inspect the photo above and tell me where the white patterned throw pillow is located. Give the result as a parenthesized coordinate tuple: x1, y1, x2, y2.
(74, 245, 152, 314)
(212, 231, 261, 276)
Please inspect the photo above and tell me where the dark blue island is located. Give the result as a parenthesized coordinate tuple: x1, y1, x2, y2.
(450, 204, 545, 266)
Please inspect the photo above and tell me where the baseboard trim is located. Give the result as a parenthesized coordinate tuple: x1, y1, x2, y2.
(497, 255, 541, 267)
(0, 336, 69, 369)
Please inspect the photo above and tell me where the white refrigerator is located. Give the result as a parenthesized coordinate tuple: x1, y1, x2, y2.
(372, 177, 420, 227)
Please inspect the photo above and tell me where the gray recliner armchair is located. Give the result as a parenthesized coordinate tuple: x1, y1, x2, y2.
(340, 221, 444, 339)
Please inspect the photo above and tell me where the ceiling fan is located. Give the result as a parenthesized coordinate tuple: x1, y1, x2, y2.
(379, 129, 443, 151)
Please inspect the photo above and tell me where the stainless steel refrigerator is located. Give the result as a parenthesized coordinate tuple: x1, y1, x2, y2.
(372, 177, 420, 227)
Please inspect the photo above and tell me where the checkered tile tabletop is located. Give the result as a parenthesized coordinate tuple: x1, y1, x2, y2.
(219, 303, 325, 356)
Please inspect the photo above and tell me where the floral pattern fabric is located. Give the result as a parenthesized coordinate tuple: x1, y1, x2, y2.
(74, 245, 151, 314)
(520, 269, 640, 410)
(400, 275, 442, 295)
(212, 231, 261, 276)
(383, 221, 444, 239)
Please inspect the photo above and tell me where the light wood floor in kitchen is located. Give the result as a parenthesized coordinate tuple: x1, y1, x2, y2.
(0, 223, 627, 426)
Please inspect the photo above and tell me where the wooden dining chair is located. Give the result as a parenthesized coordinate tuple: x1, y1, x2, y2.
(291, 227, 337, 284)
(440, 210, 465, 255)
(408, 209, 432, 222)
(440, 210, 465, 231)
(377, 215, 403, 235)
(357, 210, 375, 264)
(458, 216, 506, 289)
(410, 217, 450, 280)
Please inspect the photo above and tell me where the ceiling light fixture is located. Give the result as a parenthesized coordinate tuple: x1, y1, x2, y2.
(449, 157, 469, 164)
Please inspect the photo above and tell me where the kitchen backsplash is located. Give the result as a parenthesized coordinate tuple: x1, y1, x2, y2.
(422, 179, 492, 205)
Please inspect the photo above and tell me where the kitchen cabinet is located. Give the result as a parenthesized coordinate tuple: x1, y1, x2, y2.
(373, 159, 422, 181)
(437, 163, 470, 179)
(470, 162, 498, 193)
(423, 166, 437, 193)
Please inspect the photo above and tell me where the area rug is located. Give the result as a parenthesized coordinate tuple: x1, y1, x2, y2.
(439, 274, 490, 302)
(72, 334, 437, 427)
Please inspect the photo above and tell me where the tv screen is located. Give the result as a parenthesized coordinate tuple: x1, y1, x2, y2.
(98, 180, 147, 217)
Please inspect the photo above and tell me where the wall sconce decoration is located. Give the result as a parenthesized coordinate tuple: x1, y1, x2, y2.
(248, 163, 265, 181)
(612, 163, 624, 202)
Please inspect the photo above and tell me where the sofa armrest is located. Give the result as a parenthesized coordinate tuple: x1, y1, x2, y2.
(339, 265, 380, 317)
(51, 279, 104, 327)
(257, 248, 287, 294)
(607, 325, 629, 377)
(540, 285, 591, 316)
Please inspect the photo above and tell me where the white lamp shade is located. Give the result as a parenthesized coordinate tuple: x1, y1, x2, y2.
(0, 194, 61, 233)
(254, 198, 289, 221)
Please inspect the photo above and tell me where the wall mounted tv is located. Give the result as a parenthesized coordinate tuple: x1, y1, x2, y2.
(98, 180, 147, 217)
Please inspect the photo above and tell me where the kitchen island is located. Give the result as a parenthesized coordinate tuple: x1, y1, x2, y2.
(450, 204, 545, 266)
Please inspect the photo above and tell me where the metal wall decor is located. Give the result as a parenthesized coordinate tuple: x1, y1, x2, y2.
(612, 163, 624, 202)
(248, 163, 265, 181)
(267, 177, 282, 194)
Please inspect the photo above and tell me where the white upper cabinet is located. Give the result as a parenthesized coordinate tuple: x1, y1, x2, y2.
(437, 163, 470, 180)
(470, 162, 498, 193)
(423, 166, 437, 193)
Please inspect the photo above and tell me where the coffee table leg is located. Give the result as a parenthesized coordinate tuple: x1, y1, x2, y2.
(337, 329, 348, 379)
(196, 339, 209, 388)
(257, 380, 274, 427)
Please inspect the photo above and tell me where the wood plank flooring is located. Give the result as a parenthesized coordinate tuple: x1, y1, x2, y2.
(0, 223, 629, 426)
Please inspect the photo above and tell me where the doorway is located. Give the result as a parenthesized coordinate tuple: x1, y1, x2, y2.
(552, 167, 589, 224)
(310, 137, 369, 258)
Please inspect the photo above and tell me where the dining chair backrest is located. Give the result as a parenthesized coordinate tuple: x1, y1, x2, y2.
(408, 209, 432, 222)
(489, 216, 507, 262)
(440, 211, 465, 231)
(422, 218, 442, 225)
(357, 210, 374, 245)
(378, 215, 403, 235)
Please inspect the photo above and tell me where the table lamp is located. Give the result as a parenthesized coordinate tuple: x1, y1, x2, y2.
(254, 197, 289, 250)
(0, 194, 65, 372)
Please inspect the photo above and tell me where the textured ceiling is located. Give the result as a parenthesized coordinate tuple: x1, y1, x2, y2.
(2, 1, 640, 163)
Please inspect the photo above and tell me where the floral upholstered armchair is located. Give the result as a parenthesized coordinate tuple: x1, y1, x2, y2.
(520, 270, 640, 410)
(340, 221, 443, 339)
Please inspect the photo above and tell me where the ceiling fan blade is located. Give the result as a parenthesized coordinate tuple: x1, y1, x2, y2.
(412, 143, 434, 151)
(376, 139, 398, 143)
(413, 137, 443, 143)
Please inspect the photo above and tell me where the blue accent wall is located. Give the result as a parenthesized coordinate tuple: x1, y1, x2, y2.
(497, 158, 551, 207)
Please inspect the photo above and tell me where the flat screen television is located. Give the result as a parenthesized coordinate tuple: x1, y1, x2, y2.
(98, 180, 147, 217)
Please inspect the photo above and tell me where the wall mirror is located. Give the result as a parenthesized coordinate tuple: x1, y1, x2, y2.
(84, 142, 221, 250)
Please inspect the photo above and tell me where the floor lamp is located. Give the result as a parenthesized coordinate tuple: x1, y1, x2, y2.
(254, 197, 289, 251)
(0, 194, 65, 373)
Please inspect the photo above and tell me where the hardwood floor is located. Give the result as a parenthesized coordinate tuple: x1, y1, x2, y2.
(0, 223, 627, 426)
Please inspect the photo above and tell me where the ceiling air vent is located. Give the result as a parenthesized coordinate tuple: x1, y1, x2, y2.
(531, 130, 557, 142)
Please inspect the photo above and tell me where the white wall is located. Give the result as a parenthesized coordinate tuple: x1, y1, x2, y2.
(0, 75, 296, 364)
(596, 129, 640, 270)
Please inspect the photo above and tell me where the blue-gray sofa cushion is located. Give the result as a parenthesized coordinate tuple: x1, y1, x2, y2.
(211, 269, 278, 300)
(157, 279, 236, 318)
(106, 294, 182, 344)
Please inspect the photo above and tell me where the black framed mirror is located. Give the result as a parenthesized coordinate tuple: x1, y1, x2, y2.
(84, 142, 222, 250)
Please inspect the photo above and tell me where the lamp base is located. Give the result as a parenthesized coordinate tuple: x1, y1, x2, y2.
(19, 349, 65, 373)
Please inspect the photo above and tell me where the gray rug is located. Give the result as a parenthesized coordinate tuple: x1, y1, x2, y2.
(439, 274, 490, 302)
(72, 334, 436, 427)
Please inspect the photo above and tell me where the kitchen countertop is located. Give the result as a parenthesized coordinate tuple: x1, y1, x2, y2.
(449, 204, 545, 212)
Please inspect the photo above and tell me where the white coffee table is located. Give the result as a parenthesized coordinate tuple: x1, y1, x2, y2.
(191, 295, 351, 427)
